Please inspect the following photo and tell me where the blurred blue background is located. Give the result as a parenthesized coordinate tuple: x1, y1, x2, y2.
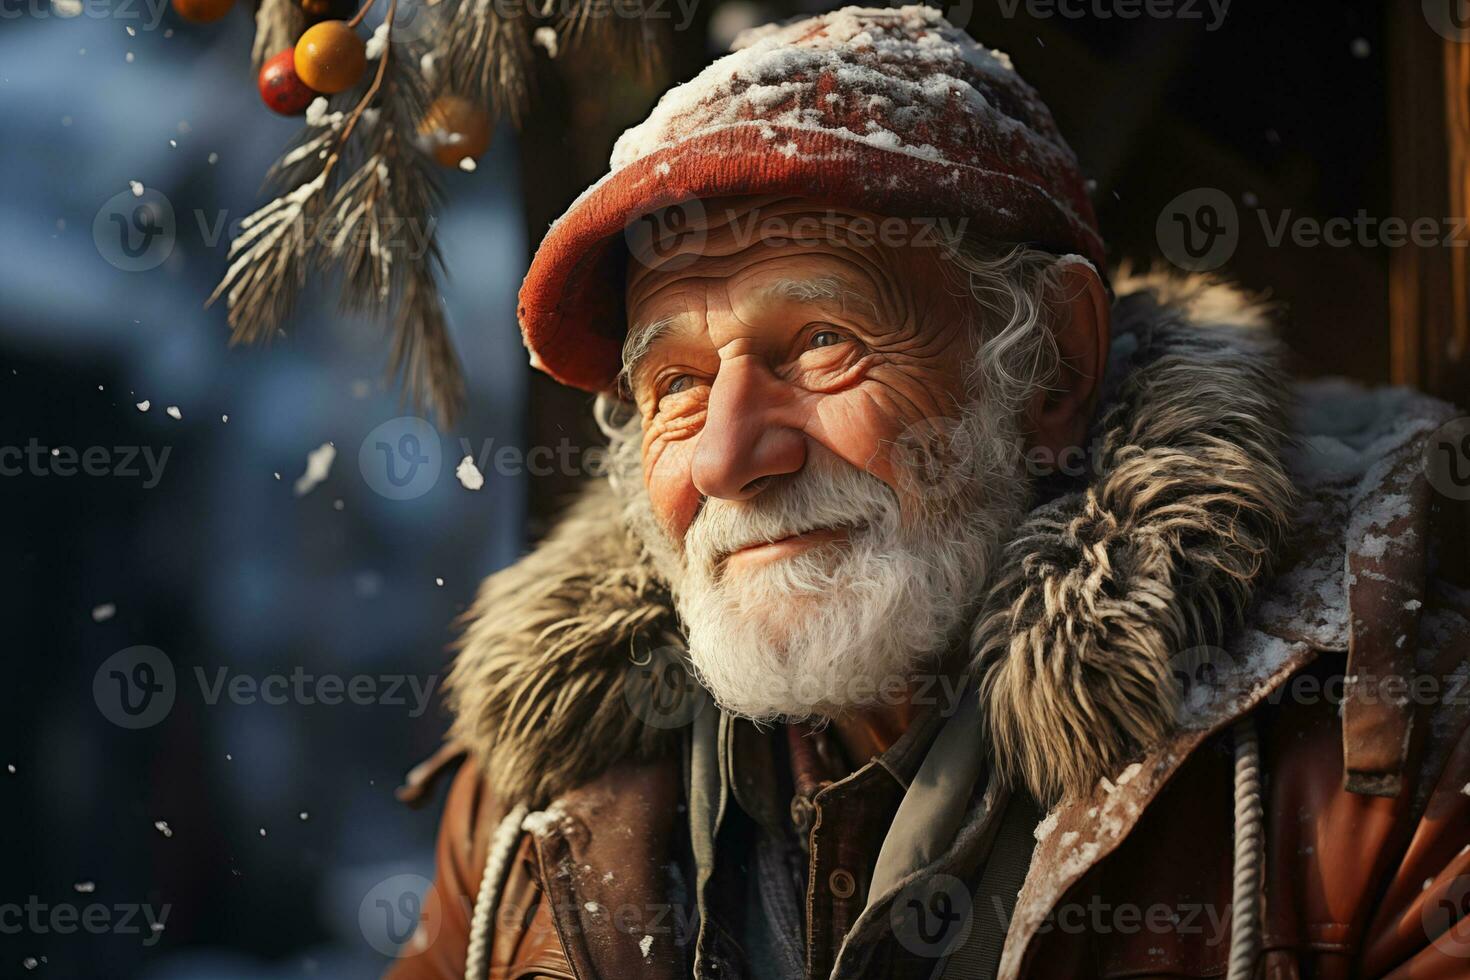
(0, 5, 531, 976)
(0, 0, 1419, 974)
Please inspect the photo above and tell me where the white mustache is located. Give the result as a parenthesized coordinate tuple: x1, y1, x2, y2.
(682, 458, 899, 571)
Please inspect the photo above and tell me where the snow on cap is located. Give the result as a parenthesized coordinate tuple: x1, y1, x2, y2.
(518, 4, 1104, 392)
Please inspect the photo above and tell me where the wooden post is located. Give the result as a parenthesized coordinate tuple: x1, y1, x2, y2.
(1389, 8, 1470, 405)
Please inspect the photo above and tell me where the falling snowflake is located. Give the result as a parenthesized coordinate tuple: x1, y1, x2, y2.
(455, 455, 484, 491)
(293, 443, 335, 496)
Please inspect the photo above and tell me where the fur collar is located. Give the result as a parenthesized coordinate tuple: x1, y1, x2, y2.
(446, 270, 1295, 806)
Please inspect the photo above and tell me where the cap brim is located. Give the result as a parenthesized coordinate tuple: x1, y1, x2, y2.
(517, 124, 1106, 392)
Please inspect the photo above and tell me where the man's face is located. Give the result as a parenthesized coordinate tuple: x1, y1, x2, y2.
(625, 199, 977, 543)
(618, 198, 1033, 720)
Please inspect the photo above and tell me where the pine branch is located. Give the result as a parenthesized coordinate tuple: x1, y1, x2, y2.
(321, 34, 466, 422)
(214, 0, 468, 425)
(392, 269, 465, 424)
(557, 0, 664, 82)
(433, 0, 533, 123)
(208, 173, 326, 346)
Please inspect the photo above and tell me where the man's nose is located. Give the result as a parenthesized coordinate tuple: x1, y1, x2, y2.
(691, 356, 806, 500)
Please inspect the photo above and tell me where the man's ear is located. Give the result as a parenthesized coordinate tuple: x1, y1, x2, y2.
(1025, 260, 1110, 456)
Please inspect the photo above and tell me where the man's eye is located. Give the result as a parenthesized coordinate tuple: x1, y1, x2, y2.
(809, 329, 845, 349)
(662, 374, 694, 397)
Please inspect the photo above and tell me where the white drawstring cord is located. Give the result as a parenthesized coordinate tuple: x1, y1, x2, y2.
(1227, 716, 1264, 980)
(464, 802, 529, 980)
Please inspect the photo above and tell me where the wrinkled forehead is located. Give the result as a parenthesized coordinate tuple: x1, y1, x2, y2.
(624, 195, 947, 328)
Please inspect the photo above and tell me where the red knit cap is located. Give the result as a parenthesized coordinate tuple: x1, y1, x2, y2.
(518, 4, 1104, 392)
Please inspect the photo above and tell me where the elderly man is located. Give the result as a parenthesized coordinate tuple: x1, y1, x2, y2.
(390, 7, 1470, 979)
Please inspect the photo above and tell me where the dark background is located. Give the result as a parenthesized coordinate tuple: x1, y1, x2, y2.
(1, 1, 1459, 977)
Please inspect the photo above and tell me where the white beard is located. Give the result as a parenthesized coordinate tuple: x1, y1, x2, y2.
(614, 398, 1031, 722)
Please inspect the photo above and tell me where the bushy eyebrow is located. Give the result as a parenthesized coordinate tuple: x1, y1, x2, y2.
(761, 275, 876, 318)
(619, 275, 877, 393)
(619, 314, 680, 394)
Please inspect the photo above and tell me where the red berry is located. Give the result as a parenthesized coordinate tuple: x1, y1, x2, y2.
(259, 48, 318, 116)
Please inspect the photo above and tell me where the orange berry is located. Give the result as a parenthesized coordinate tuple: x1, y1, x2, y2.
(419, 96, 493, 168)
(294, 21, 367, 95)
(172, 0, 234, 23)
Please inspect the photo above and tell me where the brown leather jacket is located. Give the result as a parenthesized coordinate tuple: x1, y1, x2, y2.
(387, 273, 1470, 979)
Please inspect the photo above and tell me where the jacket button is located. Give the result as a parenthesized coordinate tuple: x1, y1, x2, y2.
(829, 868, 857, 898)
